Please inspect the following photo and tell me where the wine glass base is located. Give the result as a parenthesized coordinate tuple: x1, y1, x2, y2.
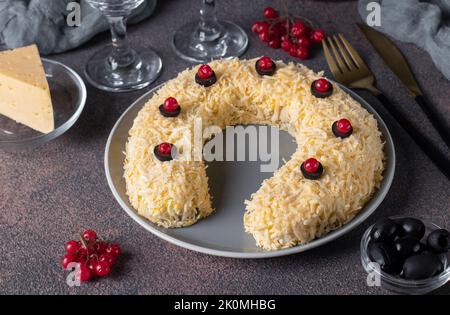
(173, 20, 248, 63)
(84, 45, 162, 93)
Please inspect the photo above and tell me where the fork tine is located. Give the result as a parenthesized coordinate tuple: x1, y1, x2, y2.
(326, 37, 347, 73)
(322, 39, 341, 75)
(333, 35, 356, 71)
(337, 33, 367, 69)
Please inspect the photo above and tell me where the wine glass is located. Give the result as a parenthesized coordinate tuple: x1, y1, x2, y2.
(173, 0, 248, 63)
(84, 0, 162, 92)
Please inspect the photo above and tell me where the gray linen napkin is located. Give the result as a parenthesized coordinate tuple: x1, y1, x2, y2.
(358, 0, 450, 80)
(0, 0, 157, 55)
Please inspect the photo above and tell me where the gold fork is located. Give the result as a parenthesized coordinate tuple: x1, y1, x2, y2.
(323, 34, 450, 180)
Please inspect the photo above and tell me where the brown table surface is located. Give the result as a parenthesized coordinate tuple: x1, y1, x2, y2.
(1, 0, 449, 295)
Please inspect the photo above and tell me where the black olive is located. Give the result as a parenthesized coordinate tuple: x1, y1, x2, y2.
(370, 218, 398, 242)
(368, 242, 402, 274)
(195, 72, 217, 87)
(396, 218, 425, 239)
(394, 236, 422, 258)
(427, 229, 450, 253)
(401, 253, 444, 280)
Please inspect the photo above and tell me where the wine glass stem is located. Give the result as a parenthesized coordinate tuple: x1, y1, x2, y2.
(107, 16, 135, 69)
(198, 0, 222, 41)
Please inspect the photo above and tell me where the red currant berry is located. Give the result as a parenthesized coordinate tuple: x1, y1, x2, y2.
(297, 35, 312, 49)
(87, 259, 98, 272)
(304, 158, 320, 174)
(106, 243, 121, 258)
(281, 39, 293, 52)
(289, 45, 299, 57)
(99, 253, 115, 266)
(268, 38, 280, 49)
(258, 57, 273, 70)
(95, 261, 111, 277)
(311, 28, 326, 43)
(197, 64, 213, 80)
(251, 21, 264, 33)
(158, 143, 172, 155)
(82, 230, 97, 242)
(314, 79, 330, 93)
(258, 29, 270, 42)
(93, 241, 107, 254)
(77, 264, 92, 282)
(163, 97, 179, 113)
(65, 240, 81, 255)
(61, 254, 77, 269)
(336, 119, 352, 134)
(263, 7, 279, 19)
(296, 47, 310, 60)
(291, 22, 310, 38)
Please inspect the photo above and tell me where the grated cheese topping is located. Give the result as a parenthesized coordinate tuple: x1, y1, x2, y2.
(124, 58, 385, 250)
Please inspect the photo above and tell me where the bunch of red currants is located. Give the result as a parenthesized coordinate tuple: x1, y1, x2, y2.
(61, 230, 121, 282)
(252, 6, 326, 60)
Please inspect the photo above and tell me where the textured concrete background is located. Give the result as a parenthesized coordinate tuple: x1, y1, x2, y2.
(0, 0, 449, 295)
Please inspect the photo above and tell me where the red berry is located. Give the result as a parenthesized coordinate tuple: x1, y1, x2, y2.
(77, 264, 92, 282)
(281, 34, 289, 42)
(198, 64, 213, 80)
(251, 21, 264, 33)
(65, 240, 81, 255)
(314, 79, 330, 93)
(61, 254, 77, 269)
(289, 44, 299, 57)
(93, 241, 107, 254)
(281, 39, 293, 52)
(106, 243, 121, 257)
(257, 56, 273, 70)
(311, 28, 326, 43)
(297, 35, 312, 49)
(82, 230, 97, 242)
(304, 158, 320, 174)
(163, 97, 179, 113)
(99, 253, 115, 266)
(268, 38, 280, 49)
(95, 261, 111, 277)
(158, 143, 172, 155)
(87, 259, 98, 273)
(291, 22, 310, 38)
(263, 7, 279, 19)
(296, 47, 310, 60)
(258, 29, 270, 42)
(336, 119, 352, 134)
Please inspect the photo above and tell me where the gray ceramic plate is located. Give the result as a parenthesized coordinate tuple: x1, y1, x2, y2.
(105, 83, 395, 258)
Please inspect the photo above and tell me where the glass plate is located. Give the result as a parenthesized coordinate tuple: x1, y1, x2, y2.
(0, 58, 87, 149)
(105, 83, 396, 258)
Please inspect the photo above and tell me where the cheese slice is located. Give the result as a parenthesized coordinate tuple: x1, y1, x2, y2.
(0, 44, 54, 133)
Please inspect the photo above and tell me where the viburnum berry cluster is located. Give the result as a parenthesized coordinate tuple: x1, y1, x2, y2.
(251, 6, 326, 60)
(61, 230, 121, 282)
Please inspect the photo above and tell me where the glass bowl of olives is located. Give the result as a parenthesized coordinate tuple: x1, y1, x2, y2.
(361, 217, 450, 294)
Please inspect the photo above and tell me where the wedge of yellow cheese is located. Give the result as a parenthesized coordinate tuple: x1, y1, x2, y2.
(0, 44, 54, 133)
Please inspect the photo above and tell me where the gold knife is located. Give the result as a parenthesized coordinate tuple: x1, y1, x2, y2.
(357, 23, 450, 148)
